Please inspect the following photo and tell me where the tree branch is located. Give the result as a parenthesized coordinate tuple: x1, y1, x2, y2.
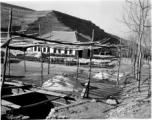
(144, 25, 151, 27)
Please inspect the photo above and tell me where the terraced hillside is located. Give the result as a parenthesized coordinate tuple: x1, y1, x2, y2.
(1, 2, 123, 43)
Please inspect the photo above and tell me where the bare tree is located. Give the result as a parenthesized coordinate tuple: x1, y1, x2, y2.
(142, 19, 151, 97)
(121, 0, 151, 92)
(126, 32, 138, 77)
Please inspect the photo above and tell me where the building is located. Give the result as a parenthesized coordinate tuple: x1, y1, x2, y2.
(32, 31, 92, 58)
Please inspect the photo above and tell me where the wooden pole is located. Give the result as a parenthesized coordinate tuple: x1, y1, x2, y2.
(76, 50, 79, 81)
(116, 37, 122, 86)
(48, 33, 51, 74)
(48, 47, 50, 74)
(8, 48, 10, 76)
(86, 29, 94, 98)
(75, 30, 79, 80)
(24, 50, 26, 72)
(1, 8, 12, 93)
(39, 24, 43, 85)
(41, 47, 43, 84)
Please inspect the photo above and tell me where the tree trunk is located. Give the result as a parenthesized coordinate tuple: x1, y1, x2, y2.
(137, 27, 143, 92)
(137, 50, 142, 92)
(147, 56, 151, 98)
(132, 50, 137, 79)
(132, 55, 136, 78)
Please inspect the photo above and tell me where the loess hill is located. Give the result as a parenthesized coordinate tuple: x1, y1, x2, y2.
(1, 2, 125, 44)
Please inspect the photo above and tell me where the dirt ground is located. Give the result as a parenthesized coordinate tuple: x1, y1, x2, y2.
(1, 60, 151, 119)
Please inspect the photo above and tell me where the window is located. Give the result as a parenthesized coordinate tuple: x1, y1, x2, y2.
(54, 48, 57, 53)
(69, 50, 73, 54)
(34, 47, 37, 51)
(38, 47, 41, 52)
(65, 49, 67, 54)
(47, 47, 50, 53)
(43, 47, 46, 52)
(58, 49, 61, 54)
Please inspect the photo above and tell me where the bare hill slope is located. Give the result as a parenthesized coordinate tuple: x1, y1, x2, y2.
(1, 2, 122, 44)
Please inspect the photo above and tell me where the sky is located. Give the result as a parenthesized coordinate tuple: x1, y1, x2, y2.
(2, 0, 129, 38)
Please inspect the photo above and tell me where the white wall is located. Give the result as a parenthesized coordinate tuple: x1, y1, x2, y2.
(50, 48, 54, 53)
(72, 50, 76, 55)
(61, 50, 64, 54)
(33, 47, 76, 55)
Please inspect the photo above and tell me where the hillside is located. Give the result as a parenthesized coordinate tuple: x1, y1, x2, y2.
(1, 2, 35, 31)
(1, 2, 123, 44)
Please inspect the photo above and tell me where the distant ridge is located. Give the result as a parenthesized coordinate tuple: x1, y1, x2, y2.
(1, 2, 126, 44)
(1, 2, 35, 11)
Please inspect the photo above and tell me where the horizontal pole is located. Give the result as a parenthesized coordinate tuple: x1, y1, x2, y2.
(2, 91, 35, 99)
(12, 32, 94, 46)
(3, 85, 32, 89)
(0, 30, 27, 33)
(12, 32, 127, 47)
(11, 33, 38, 39)
(20, 96, 61, 109)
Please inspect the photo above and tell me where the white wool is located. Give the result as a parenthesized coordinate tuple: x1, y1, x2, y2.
(93, 71, 125, 80)
(42, 75, 83, 92)
(113, 73, 124, 78)
(93, 72, 110, 79)
(106, 99, 117, 105)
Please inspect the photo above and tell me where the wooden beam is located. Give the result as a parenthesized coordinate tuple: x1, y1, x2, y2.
(4, 81, 24, 86)
(0, 30, 27, 34)
(20, 97, 61, 109)
(12, 32, 127, 47)
(3, 85, 32, 89)
(12, 32, 94, 46)
(11, 33, 38, 39)
(1, 8, 12, 93)
(2, 91, 35, 99)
